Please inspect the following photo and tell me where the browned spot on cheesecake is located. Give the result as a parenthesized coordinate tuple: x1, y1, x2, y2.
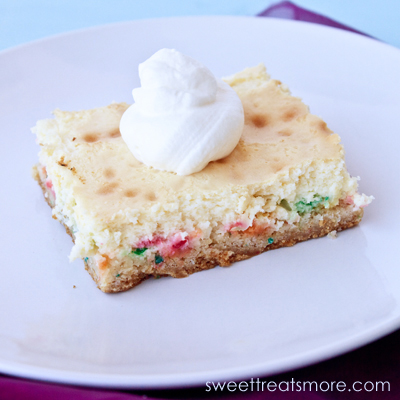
(72, 137, 76, 141)
(272, 162, 284, 173)
(250, 114, 269, 128)
(109, 128, 121, 138)
(145, 191, 157, 201)
(124, 189, 137, 198)
(83, 133, 99, 143)
(282, 107, 300, 122)
(278, 129, 292, 137)
(103, 168, 116, 179)
(317, 120, 332, 134)
(97, 182, 119, 195)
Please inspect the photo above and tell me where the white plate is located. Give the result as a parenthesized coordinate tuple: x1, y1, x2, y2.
(0, 16, 399, 389)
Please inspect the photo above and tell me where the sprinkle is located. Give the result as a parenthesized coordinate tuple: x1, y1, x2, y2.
(295, 194, 328, 214)
(279, 199, 292, 211)
(84, 257, 88, 263)
(155, 274, 161, 279)
(268, 237, 274, 244)
(116, 273, 120, 277)
(133, 247, 147, 255)
(155, 254, 164, 264)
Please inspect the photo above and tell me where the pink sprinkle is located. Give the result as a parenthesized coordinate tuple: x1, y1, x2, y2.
(135, 232, 192, 258)
(172, 240, 187, 249)
(344, 195, 354, 205)
(170, 233, 189, 250)
(136, 235, 163, 248)
(225, 220, 249, 232)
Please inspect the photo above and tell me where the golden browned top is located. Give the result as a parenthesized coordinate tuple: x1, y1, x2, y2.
(36, 65, 344, 216)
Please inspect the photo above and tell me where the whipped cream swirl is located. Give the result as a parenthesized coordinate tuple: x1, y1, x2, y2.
(120, 48, 244, 175)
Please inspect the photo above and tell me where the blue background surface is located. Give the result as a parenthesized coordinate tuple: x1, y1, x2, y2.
(1, 0, 400, 51)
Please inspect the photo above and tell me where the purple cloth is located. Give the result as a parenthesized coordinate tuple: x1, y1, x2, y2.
(257, 1, 373, 38)
(1, 2, 392, 399)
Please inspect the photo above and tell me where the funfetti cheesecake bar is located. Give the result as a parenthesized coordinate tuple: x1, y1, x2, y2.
(32, 61, 372, 293)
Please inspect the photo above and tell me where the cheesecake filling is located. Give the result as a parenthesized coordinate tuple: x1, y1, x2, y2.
(35, 160, 370, 264)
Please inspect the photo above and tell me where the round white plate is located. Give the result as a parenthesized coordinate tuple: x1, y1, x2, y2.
(0, 16, 399, 389)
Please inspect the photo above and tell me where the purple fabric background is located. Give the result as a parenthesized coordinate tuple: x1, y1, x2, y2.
(0, 2, 394, 399)
(257, 1, 372, 37)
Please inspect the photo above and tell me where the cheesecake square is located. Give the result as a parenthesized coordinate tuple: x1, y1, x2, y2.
(32, 65, 372, 292)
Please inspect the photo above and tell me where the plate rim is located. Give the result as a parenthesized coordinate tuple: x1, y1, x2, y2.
(1, 318, 400, 389)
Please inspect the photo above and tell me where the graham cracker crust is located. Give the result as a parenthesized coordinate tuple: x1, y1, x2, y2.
(33, 164, 363, 293)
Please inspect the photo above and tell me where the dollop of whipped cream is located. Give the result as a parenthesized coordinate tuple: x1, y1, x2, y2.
(120, 48, 244, 175)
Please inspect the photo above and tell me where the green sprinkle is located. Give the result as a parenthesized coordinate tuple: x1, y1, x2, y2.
(268, 237, 274, 244)
(116, 273, 120, 277)
(155, 254, 164, 264)
(132, 247, 147, 255)
(279, 199, 292, 211)
(84, 257, 89, 263)
(295, 194, 328, 214)
(155, 274, 161, 279)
